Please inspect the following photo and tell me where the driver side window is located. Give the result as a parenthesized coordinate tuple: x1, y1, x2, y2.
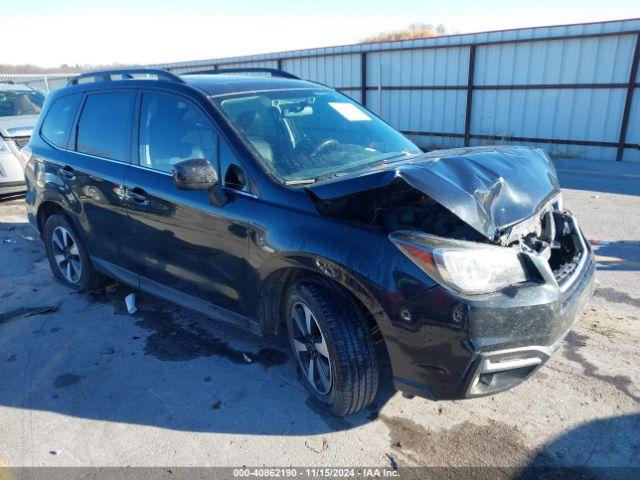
(138, 92, 218, 174)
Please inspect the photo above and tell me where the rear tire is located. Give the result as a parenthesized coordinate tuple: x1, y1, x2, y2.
(43, 214, 106, 291)
(285, 278, 379, 416)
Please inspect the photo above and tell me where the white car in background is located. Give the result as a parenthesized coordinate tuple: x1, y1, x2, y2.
(0, 83, 45, 196)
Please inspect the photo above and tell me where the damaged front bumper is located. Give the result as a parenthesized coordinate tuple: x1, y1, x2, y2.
(388, 220, 596, 401)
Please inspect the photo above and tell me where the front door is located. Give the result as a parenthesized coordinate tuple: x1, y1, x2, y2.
(122, 90, 252, 321)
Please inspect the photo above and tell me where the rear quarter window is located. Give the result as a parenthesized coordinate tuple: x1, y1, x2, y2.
(40, 94, 82, 149)
(76, 91, 135, 161)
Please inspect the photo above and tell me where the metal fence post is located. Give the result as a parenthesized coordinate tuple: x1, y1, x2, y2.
(464, 45, 476, 147)
(616, 33, 640, 161)
(43, 75, 50, 93)
(360, 52, 367, 107)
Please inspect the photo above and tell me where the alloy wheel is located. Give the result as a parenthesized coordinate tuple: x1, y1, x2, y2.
(51, 226, 82, 284)
(290, 301, 332, 395)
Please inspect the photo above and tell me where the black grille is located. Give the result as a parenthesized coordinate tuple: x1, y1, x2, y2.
(12, 136, 30, 149)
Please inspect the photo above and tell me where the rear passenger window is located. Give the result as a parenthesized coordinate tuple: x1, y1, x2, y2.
(76, 92, 134, 161)
(41, 94, 82, 149)
(138, 92, 218, 174)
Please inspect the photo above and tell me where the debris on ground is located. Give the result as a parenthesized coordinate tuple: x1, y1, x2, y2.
(49, 450, 60, 456)
(100, 347, 116, 355)
(304, 437, 329, 453)
(125, 293, 137, 314)
(0, 304, 60, 324)
(211, 401, 222, 410)
(386, 453, 398, 470)
(24, 305, 60, 317)
(242, 353, 252, 363)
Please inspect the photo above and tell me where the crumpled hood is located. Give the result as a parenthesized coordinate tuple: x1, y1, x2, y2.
(0, 115, 38, 138)
(308, 146, 560, 241)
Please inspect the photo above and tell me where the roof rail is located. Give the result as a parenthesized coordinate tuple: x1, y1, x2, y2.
(67, 68, 185, 86)
(182, 67, 300, 80)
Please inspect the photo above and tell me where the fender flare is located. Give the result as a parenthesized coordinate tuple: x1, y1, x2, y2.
(254, 253, 387, 335)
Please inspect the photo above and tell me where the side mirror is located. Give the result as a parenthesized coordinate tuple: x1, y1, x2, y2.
(172, 159, 218, 190)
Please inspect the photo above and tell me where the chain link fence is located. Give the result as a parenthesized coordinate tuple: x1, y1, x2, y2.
(0, 73, 76, 93)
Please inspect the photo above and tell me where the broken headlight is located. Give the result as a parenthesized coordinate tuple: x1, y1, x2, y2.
(390, 231, 528, 295)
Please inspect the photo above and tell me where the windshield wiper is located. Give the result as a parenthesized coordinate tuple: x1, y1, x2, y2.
(284, 152, 416, 186)
(375, 151, 417, 165)
(285, 172, 347, 185)
(285, 179, 316, 185)
(312, 171, 348, 183)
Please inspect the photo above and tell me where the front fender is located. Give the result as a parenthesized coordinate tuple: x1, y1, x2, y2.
(248, 202, 438, 335)
(255, 251, 386, 317)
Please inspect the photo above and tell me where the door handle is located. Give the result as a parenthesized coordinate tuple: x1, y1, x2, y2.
(60, 165, 76, 180)
(128, 187, 149, 206)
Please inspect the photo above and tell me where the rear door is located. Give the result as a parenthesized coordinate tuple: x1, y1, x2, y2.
(59, 90, 136, 281)
(122, 90, 253, 322)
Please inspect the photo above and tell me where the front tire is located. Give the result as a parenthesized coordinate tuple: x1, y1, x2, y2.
(285, 278, 379, 416)
(43, 214, 104, 291)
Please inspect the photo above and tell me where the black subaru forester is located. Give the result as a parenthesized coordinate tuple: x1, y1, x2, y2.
(23, 68, 595, 416)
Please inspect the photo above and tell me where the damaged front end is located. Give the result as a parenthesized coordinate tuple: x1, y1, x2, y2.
(308, 146, 561, 240)
(307, 146, 595, 400)
(308, 146, 589, 296)
(390, 196, 589, 296)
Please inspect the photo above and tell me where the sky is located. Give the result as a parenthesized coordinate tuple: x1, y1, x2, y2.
(1, 0, 639, 68)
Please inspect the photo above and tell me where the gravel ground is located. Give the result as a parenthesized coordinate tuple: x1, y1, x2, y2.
(0, 158, 638, 476)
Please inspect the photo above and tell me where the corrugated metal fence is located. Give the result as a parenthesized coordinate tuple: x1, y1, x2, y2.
(2, 18, 639, 162)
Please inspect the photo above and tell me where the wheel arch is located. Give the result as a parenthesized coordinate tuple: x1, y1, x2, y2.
(256, 255, 385, 340)
(36, 198, 88, 251)
(36, 201, 67, 236)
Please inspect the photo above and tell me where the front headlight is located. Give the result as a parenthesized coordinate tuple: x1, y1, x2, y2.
(390, 231, 528, 295)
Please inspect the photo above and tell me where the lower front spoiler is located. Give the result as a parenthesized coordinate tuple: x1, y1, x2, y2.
(464, 338, 564, 397)
(393, 335, 566, 401)
(391, 252, 596, 401)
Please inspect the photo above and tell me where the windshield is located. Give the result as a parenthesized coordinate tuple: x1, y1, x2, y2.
(0, 89, 45, 118)
(212, 89, 420, 183)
